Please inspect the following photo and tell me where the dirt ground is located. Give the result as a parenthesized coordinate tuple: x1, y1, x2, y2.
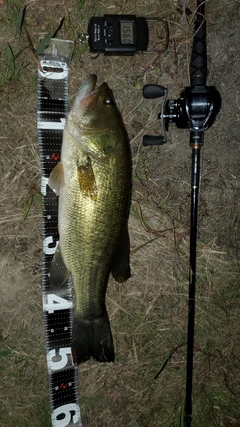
(0, 1, 240, 426)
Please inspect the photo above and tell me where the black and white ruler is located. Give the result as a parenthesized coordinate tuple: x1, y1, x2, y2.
(37, 38, 82, 427)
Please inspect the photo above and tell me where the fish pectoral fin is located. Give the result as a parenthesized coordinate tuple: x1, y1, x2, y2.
(77, 158, 97, 199)
(48, 161, 64, 196)
(50, 244, 70, 287)
(111, 227, 131, 283)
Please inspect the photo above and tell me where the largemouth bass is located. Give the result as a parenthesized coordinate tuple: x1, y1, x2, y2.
(49, 75, 132, 364)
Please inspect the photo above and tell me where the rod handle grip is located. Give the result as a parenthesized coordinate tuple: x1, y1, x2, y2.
(190, 2, 207, 87)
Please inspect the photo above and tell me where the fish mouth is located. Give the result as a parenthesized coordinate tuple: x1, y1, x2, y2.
(75, 74, 98, 103)
(67, 75, 100, 155)
(75, 74, 111, 110)
(67, 75, 113, 158)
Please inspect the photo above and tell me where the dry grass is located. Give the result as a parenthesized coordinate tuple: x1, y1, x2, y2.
(0, 0, 240, 426)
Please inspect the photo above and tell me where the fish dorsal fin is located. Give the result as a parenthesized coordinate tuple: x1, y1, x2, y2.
(77, 158, 97, 200)
(48, 161, 64, 196)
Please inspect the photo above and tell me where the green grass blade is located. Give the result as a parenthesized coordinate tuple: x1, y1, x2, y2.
(15, 5, 26, 34)
(36, 29, 58, 55)
(0, 349, 11, 358)
(180, 396, 185, 427)
(23, 194, 33, 221)
(35, 18, 64, 55)
(14, 61, 29, 77)
(6, 44, 15, 74)
(78, 0, 85, 10)
(154, 350, 174, 380)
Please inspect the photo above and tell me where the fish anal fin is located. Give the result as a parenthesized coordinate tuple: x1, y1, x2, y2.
(48, 161, 64, 196)
(111, 227, 131, 283)
(50, 244, 70, 288)
(77, 158, 97, 200)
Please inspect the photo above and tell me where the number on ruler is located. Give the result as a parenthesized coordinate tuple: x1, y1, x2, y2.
(52, 403, 81, 427)
(47, 347, 72, 371)
(43, 236, 58, 255)
(41, 176, 49, 196)
(44, 294, 73, 314)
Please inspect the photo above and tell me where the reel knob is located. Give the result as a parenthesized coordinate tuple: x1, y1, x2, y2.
(143, 135, 165, 146)
(143, 84, 166, 99)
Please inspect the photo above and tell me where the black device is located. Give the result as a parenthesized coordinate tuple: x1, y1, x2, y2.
(88, 14, 151, 55)
(143, 1, 221, 426)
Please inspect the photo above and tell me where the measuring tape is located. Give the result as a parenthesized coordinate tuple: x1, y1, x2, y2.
(37, 39, 82, 427)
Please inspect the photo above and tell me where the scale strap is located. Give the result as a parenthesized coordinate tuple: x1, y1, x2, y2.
(37, 39, 82, 427)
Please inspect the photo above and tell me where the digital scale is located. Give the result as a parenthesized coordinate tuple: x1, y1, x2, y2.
(88, 14, 168, 55)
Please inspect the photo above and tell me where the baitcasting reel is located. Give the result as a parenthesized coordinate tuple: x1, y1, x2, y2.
(142, 82, 221, 146)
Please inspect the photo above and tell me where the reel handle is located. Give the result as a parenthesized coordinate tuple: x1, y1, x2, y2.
(142, 84, 168, 145)
(143, 84, 165, 99)
(143, 135, 165, 146)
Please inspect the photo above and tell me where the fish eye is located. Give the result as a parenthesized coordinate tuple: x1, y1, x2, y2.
(105, 98, 114, 107)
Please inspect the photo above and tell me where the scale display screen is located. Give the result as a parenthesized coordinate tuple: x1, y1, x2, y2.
(120, 21, 134, 44)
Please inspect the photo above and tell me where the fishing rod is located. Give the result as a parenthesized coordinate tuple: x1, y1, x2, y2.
(142, 1, 221, 425)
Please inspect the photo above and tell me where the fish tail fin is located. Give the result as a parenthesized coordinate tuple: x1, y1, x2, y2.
(72, 312, 115, 364)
